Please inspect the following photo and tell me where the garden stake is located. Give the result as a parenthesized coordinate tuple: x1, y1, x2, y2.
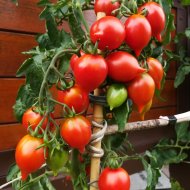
(89, 12, 106, 190)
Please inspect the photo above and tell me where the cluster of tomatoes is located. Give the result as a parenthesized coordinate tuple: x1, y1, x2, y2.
(15, 0, 166, 189)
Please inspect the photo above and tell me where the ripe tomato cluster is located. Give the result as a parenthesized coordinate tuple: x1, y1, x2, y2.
(70, 1, 165, 119)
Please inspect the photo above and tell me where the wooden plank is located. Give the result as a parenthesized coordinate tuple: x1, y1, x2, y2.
(0, 78, 176, 124)
(0, 0, 45, 33)
(0, 32, 37, 77)
(0, 79, 24, 124)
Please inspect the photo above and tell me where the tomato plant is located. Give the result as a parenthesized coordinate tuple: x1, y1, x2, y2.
(60, 115, 91, 153)
(90, 16, 125, 50)
(15, 135, 46, 180)
(106, 51, 145, 82)
(7, 0, 189, 190)
(74, 54, 108, 92)
(57, 85, 89, 113)
(98, 167, 130, 190)
(124, 14, 151, 56)
(94, 0, 120, 16)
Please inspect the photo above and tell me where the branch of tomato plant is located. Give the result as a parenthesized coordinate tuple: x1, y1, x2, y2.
(19, 171, 54, 190)
(49, 98, 75, 117)
(76, 2, 90, 34)
(70, 149, 84, 190)
(38, 49, 79, 109)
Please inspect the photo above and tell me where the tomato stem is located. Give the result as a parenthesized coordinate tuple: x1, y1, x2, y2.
(49, 98, 75, 117)
(38, 49, 78, 109)
(76, 3, 90, 34)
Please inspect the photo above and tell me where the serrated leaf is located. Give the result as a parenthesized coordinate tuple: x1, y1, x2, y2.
(175, 122, 190, 142)
(171, 179, 185, 190)
(16, 58, 33, 77)
(46, 14, 60, 47)
(26, 62, 44, 95)
(113, 100, 132, 131)
(109, 133, 127, 149)
(6, 164, 20, 182)
(174, 64, 190, 88)
(58, 54, 72, 74)
(59, 30, 73, 49)
(38, 0, 51, 6)
(36, 33, 52, 49)
(68, 7, 85, 43)
(163, 13, 175, 45)
(40, 175, 56, 190)
(13, 84, 36, 122)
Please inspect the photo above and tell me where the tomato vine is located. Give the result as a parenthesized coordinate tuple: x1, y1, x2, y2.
(4, 0, 190, 190)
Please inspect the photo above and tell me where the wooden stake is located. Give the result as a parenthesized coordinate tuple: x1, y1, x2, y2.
(89, 12, 106, 190)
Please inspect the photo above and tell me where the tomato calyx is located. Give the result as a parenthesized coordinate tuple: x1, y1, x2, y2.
(104, 150, 123, 169)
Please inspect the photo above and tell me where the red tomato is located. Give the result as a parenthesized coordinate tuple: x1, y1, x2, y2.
(127, 73, 155, 113)
(138, 2, 165, 42)
(15, 135, 46, 180)
(60, 115, 91, 153)
(124, 14, 151, 56)
(98, 167, 130, 190)
(57, 85, 89, 113)
(147, 57, 164, 89)
(94, 0, 120, 16)
(70, 54, 79, 71)
(90, 16, 125, 50)
(74, 54, 108, 92)
(70, 50, 85, 71)
(106, 51, 145, 82)
(22, 107, 49, 132)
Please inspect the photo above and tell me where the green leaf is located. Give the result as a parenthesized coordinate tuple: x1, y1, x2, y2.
(26, 63, 44, 96)
(175, 122, 190, 142)
(38, 0, 51, 6)
(112, 100, 132, 131)
(142, 157, 160, 190)
(46, 14, 60, 47)
(16, 58, 34, 77)
(68, 6, 85, 43)
(58, 54, 72, 74)
(174, 64, 190, 88)
(163, 13, 175, 45)
(6, 164, 20, 182)
(13, 84, 36, 122)
(171, 178, 185, 190)
(40, 175, 56, 190)
(36, 33, 53, 49)
(185, 28, 190, 39)
(109, 133, 127, 149)
(181, 0, 190, 6)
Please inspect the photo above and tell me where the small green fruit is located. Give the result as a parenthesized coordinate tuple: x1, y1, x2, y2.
(107, 84, 128, 110)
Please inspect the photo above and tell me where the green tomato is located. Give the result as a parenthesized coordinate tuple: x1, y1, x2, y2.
(107, 84, 128, 110)
(47, 148, 69, 175)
